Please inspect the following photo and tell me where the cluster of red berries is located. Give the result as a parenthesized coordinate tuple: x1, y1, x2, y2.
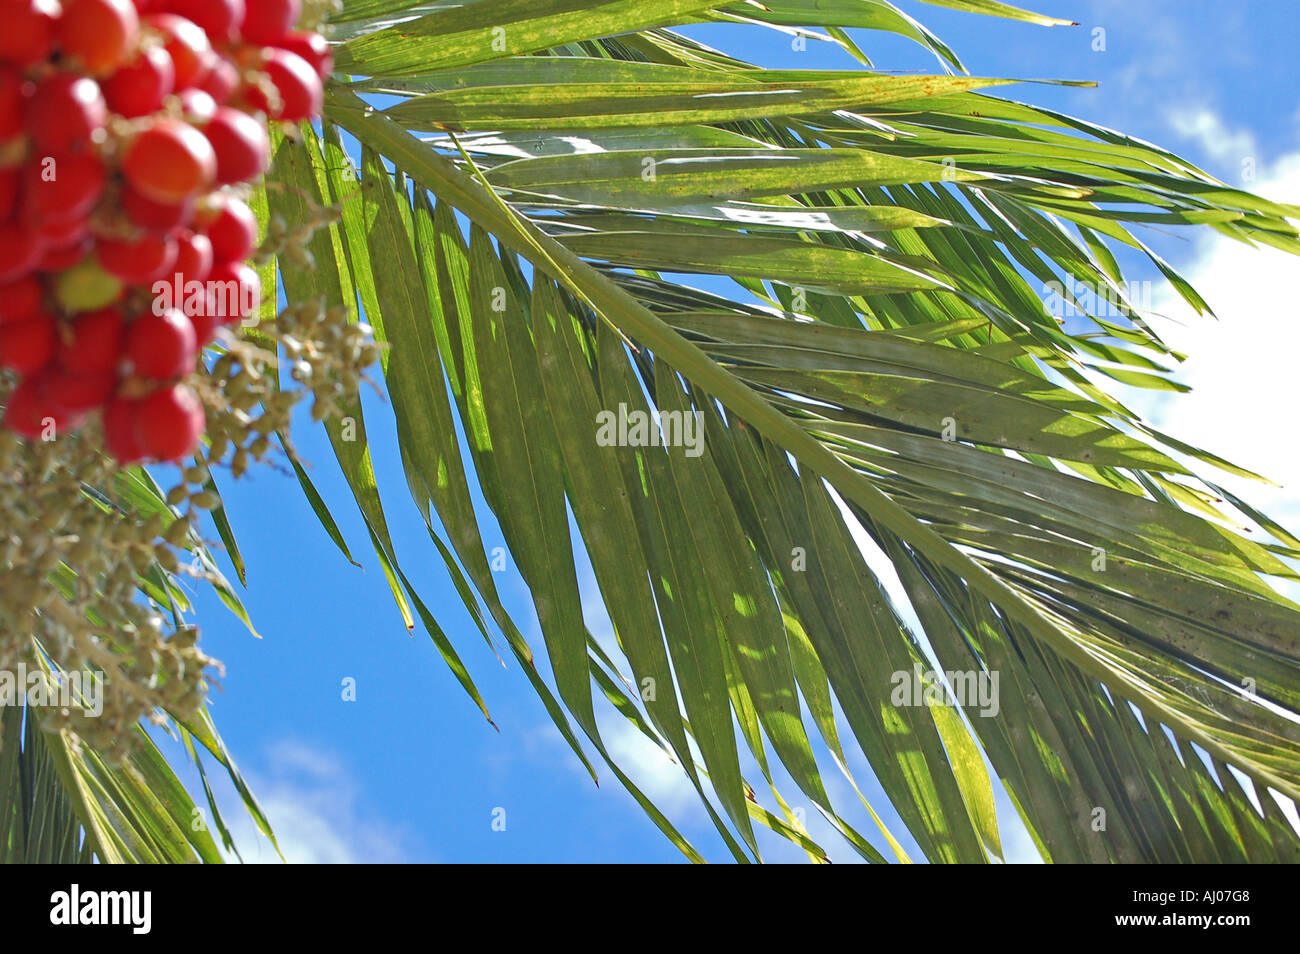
(0, 0, 330, 463)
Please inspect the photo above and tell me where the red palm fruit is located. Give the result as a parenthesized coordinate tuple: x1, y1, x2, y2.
(178, 255, 222, 342)
(0, 1, 60, 69)
(200, 194, 256, 263)
(202, 107, 268, 185)
(59, 0, 141, 76)
(198, 55, 237, 103)
(276, 31, 332, 81)
(121, 117, 217, 204)
(22, 152, 106, 222)
(125, 307, 195, 379)
(0, 166, 19, 222)
(184, 289, 217, 343)
(0, 223, 44, 281)
(242, 48, 321, 122)
(0, 311, 56, 374)
(178, 88, 217, 123)
(59, 305, 124, 374)
(103, 395, 146, 462)
(47, 367, 116, 413)
(103, 43, 175, 118)
(3, 371, 89, 437)
(143, 13, 214, 89)
(122, 183, 195, 232)
(0, 276, 44, 325)
(38, 236, 93, 272)
(25, 75, 108, 154)
(172, 229, 213, 284)
(164, 0, 242, 42)
(163, 227, 211, 301)
(0, 68, 25, 142)
(239, 0, 298, 44)
(3, 372, 55, 438)
(133, 382, 203, 460)
(36, 214, 91, 247)
(206, 259, 258, 325)
(96, 232, 179, 285)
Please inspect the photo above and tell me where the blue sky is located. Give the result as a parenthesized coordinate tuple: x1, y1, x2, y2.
(164, 0, 1300, 863)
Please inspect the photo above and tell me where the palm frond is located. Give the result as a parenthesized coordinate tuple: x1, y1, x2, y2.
(245, 0, 1300, 862)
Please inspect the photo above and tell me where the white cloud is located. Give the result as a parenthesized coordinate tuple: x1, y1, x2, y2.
(604, 720, 700, 816)
(1129, 150, 1300, 558)
(222, 740, 413, 864)
(1167, 108, 1258, 167)
(530, 709, 701, 819)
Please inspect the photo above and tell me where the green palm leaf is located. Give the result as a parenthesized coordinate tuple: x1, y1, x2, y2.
(279, 0, 1300, 863)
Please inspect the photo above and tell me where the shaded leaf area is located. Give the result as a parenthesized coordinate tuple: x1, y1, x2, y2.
(0, 698, 272, 863)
